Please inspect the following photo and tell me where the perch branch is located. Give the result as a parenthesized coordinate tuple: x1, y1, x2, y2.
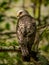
(30, 58, 41, 65)
(0, 36, 16, 40)
(37, 24, 49, 30)
(0, 48, 21, 52)
(0, 32, 16, 35)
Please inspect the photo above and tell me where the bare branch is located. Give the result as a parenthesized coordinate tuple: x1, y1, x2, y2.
(0, 48, 21, 52)
(0, 36, 16, 40)
(37, 24, 49, 30)
(30, 58, 41, 65)
(0, 32, 16, 35)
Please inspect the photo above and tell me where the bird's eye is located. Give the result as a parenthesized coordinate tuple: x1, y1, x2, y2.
(19, 12, 22, 15)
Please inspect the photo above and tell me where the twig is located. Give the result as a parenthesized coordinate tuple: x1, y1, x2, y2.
(0, 36, 16, 40)
(0, 48, 21, 52)
(37, 24, 49, 30)
(30, 57, 41, 65)
(0, 32, 16, 35)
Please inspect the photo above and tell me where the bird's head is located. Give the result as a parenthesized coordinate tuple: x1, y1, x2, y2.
(17, 10, 29, 18)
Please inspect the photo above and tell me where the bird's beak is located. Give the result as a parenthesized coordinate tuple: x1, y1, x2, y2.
(17, 14, 19, 17)
(17, 13, 19, 18)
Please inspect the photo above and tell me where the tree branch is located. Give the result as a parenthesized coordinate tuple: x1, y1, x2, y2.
(0, 32, 16, 35)
(0, 48, 21, 52)
(0, 36, 16, 40)
(0, 48, 41, 65)
(37, 24, 49, 30)
(30, 58, 41, 65)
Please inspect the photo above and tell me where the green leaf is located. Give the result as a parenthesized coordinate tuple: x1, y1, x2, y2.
(10, 16, 17, 24)
(12, 40, 19, 46)
(0, 52, 9, 59)
(12, 20, 16, 24)
(0, 1, 10, 10)
(10, 16, 17, 20)
(0, 2, 7, 7)
(40, 45, 49, 52)
(5, 23, 10, 30)
(4, 6, 10, 10)
(0, 14, 5, 23)
(31, 0, 34, 2)
(40, 28, 49, 41)
(16, 53, 23, 65)
(44, 0, 49, 6)
(0, 28, 5, 32)
(37, 54, 49, 65)
(0, 42, 6, 46)
(31, 0, 41, 4)
(14, 0, 19, 2)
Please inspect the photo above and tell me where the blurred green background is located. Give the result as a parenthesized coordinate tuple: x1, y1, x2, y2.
(0, 0, 49, 65)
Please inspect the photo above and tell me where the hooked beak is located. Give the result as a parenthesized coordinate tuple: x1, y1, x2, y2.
(17, 15, 19, 18)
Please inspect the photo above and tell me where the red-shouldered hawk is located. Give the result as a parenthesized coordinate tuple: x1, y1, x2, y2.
(16, 10, 36, 61)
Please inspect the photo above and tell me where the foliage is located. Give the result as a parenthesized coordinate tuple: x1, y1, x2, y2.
(40, 28, 49, 41)
(31, 0, 49, 5)
(37, 54, 49, 65)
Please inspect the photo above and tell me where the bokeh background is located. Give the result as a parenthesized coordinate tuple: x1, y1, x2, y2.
(0, 0, 49, 65)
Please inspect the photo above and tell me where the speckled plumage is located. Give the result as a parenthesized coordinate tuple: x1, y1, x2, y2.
(16, 14, 36, 61)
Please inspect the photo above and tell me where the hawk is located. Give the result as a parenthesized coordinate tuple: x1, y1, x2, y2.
(16, 10, 36, 61)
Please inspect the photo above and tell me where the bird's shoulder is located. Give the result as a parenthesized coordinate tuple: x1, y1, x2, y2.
(16, 15, 36, 30)
(18, 15, 33, 20)
(18, 15, 36, 24)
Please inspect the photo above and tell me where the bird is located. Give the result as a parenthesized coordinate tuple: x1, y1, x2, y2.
(16, 10, 37, 61)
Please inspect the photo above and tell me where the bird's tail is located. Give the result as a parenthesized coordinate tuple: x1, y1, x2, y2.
(22, 51, 38, 62)
(21, 47, 38, 62)
(22, 55, 30, 62)
(21, 47, 30, 61)
(30, 51, 38, 61)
